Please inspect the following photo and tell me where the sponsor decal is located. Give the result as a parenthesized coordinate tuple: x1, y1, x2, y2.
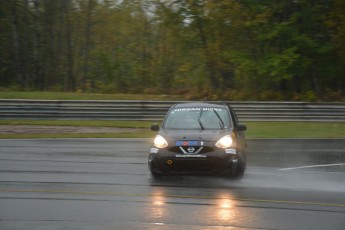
(202, 108, 222, 112)
(173, 108, 201, 112)
(225, 148, 237, 155)
(150, 148, 159, 154)
(176, 140, 200, 146)
(176, 154, 207, 158)
(173, 108, 223, 112)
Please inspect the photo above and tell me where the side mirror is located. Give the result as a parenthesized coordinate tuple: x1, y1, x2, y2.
(151, 123, 160, 131)
(236, 124, 247, 131)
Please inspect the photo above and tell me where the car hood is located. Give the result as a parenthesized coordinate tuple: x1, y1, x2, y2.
(159, 129, 232, 143)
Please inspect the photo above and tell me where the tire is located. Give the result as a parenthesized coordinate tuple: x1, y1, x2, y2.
(235, 157, 246, 178)
(149, 162, 163, 178)
(230, 152, 246, 179)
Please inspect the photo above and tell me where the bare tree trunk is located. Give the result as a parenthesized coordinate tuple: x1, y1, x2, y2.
(192, 3, 219, 89)
(64, 0, 75, 91)
(81, 0, 94, 92)
(32, 0, 44, 90)
(10, 2, 25, 89)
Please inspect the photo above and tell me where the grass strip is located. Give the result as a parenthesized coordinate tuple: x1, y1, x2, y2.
(0, 91, 183, 101)
(0, 120, 156, 128)
(245, 121, 345, 138)
(0, 132, 155, 139)
(0, 121, 344, 138)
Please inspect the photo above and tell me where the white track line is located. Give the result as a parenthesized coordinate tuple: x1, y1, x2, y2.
(279, 163, 345, 171)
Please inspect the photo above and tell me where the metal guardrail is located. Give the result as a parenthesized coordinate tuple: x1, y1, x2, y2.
(0, 99, 345, 122)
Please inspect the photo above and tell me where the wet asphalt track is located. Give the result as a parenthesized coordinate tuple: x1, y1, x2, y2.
(0, 138, 345, 230)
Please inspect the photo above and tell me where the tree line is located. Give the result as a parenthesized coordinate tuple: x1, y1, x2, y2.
(1, 0, 344, 101)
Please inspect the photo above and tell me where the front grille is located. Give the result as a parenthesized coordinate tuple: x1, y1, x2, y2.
(168, 146, 214, 154)
(164, 157, 222, 173)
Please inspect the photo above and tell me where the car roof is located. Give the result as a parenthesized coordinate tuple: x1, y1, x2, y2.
(173, 102, 226, 108)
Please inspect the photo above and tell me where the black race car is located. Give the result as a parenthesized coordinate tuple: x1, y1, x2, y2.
(148, 102, 247, 178)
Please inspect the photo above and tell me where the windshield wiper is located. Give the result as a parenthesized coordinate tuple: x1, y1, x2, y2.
(198, 109, 205, 130)
(213, 109, 225, 130)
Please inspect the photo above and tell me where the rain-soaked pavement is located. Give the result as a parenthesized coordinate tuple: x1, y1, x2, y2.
(0, 138, 345, 230)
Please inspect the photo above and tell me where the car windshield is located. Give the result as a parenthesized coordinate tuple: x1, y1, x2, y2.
(163, 107, 230, 130)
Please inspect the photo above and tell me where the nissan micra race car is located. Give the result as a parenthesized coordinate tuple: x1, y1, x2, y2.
(148, 102, 247, 178)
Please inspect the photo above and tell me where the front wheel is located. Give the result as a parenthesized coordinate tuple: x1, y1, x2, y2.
(235, 158, 246, 178)
(230, 152, 246, 179)
(149, 161, 163, 178)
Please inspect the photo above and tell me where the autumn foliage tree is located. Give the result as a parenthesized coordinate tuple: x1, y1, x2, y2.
(0, 0, 344, 101)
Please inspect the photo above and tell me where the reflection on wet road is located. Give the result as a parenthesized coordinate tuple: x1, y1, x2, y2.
(0, 138, 345, 229)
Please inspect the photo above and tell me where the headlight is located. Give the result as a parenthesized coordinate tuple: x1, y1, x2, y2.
(153, 135, 168, 148)
(215, 135, 233, 148)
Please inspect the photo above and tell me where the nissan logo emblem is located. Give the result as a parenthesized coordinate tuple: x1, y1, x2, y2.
(187, 147, 195, 153)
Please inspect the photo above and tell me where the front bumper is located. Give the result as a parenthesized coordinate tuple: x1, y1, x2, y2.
(148, 147, 239, 176)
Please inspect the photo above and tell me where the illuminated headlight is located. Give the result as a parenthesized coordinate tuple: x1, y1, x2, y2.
(153, 135, 168, 148)
(215, 135, 233, 148)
